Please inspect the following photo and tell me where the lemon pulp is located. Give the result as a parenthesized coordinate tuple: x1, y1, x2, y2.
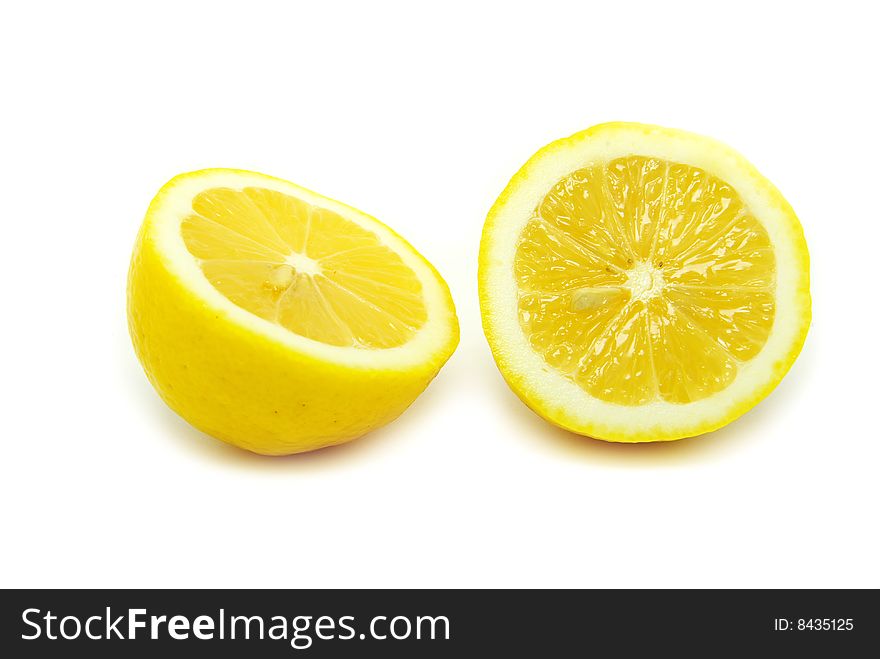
(515, 156, 776, 405)
(180, 187, 427, 348)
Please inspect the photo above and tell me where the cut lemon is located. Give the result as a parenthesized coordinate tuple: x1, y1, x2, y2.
(128, 169, 458, 455)
(479, 123, 810, 442)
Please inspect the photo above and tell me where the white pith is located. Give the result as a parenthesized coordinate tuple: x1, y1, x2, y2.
(284, 251, 321, 277)
(481, 124, 810, 438)
(625, 261, 665, 302)
(148, 169, 455, 370)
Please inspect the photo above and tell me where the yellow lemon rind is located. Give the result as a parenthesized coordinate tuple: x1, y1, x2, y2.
(128, 169, 459, 455)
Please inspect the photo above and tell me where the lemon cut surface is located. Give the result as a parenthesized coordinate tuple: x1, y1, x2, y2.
(182, 186, 427, 348)
(480, 124, 810, 442)
(128, 169, 458, 455)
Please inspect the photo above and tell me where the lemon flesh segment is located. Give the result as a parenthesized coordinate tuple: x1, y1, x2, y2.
(516, 157, 775, 406)
(181, 187, 427, 349)
(128, 169, 459, 455)
(480, 123, 810, 442)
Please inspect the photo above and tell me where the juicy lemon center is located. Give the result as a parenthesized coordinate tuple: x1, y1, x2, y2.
(514, 156, 776, 405)
(180, 186, 427, 349)
(625, 261, 665, 301)
(284, 252, 321, 277)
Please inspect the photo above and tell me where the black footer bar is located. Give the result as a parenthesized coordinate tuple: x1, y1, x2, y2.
(2, 589, 876, 656)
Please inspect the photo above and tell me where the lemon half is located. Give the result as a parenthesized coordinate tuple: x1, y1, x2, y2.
(128, 169, 458, 455)
(479, 123, 810, 442)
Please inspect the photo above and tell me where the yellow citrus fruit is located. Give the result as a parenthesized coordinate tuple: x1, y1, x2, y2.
(479, 123, 810, 442)
(128, 169, 458, 455)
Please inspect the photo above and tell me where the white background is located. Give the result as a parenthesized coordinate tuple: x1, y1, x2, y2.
(2, 1, 878, 588)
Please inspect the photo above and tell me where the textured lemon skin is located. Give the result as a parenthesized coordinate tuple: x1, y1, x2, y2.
(128, 176, 458, 456)
(479, 122, 811, 443)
